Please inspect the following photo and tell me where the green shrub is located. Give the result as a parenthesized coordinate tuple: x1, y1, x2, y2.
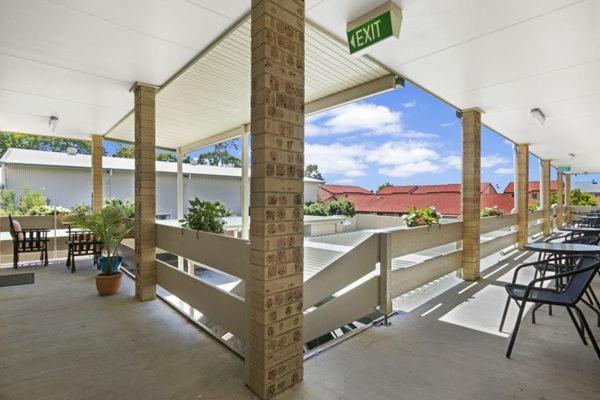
(181, 197, 233, 234)
(18, 186, 47, 214)
(71, 203, 91, 216)
(0, 189, 16, 214)
(304, 199, 356, 217)
(404, 207, 441, 227)
(104, 198, 135, 219)
(481, 206, 503, 217)
(27, 205, 71, 216)
(571, 189, 597, 206)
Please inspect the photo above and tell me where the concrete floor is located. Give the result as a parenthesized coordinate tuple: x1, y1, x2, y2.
(2, 253, 600, 400)
(0, 260, 255, 400)
(280, 251, 600, 400)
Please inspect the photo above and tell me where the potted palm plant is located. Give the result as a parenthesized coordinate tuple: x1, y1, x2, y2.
(68, 203, 134, 296)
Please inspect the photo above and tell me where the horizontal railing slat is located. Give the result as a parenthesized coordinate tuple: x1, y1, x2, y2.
(480, 213, 517, 235)
(156, 259, 246, 340)
(528, 210, 543, 220)
(304, 233, 379, 310)
(155, 223, 248, 280)
(480, 231, 517, 259)
(390, 249, 462, 298)
(387, 221, 462, 258)
(528, 222, 543, 236)
(304, 276, 379, 343)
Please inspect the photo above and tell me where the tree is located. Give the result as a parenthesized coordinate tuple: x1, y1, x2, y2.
(197, 139, 242, 167)
(0, 132, 92, 157)
(378, 182, 392, 191)
(156, 152, 177, 162)
(114, 144, 134, 158)
(570, 189, 597, 206)
(304, 164, 324, 180)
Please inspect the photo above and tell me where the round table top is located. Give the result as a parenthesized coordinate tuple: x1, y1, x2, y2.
(524, 242, 600, 254)
(559, 226, 600, 233)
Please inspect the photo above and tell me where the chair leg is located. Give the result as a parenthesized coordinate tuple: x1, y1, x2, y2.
(506, 299, 528, 358)
(566, 307, 587, 346)
(499, 296, 512, 332)
(586, 287, 600, 327)
(575, 307, 600, 359)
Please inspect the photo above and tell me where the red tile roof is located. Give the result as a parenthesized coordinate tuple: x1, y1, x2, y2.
(503, 180, 558, 194)
(377, 183, 495, 195)
(319, 184, 372, 201)
(377, 185, 417, 195)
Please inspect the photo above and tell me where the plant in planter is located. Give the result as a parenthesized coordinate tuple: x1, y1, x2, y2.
(181, 197, 233, 233)
(68, 203, 134, 296)
(481, 206, 503, 217)
(404, 206, 441, 227)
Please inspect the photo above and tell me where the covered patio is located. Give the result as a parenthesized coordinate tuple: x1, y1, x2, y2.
(1, 1, 599, 399)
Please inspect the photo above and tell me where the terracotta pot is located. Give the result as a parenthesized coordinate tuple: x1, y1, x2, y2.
(95, 272, 122, 296)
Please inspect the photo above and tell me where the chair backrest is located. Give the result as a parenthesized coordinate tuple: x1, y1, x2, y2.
(8, 215, 22, 241)
(564, 256, 600, 303)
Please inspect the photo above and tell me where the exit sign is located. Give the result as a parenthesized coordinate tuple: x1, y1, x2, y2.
(347, 2, 402, 55)
(557, 165, 571, 172)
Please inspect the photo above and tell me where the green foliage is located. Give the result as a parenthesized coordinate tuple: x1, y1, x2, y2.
(304, 199, 356, 217)
(18, 186, 47, 214)
(104, 198, 135, 219)
(71, 203, 91, 216)
(304, 164, 324, 181)
(155, 152, 177, 162)
(67, 203, 134, 276)
(378, 182, 392, 191)
(197, 140, 242, 167)
(527, 203, 539, 212)
(114, 144, 134, 158)
(481, 206, 503, 217)
(27, 205, 70, 216)
(0, 132, 92, 157)
(404, 207, 441, 227)
(0, 189, 17, 214)
(181, 197, 233, 234)
(570, 189, 597, 206)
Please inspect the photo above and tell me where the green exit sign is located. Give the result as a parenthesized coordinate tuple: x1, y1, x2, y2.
(557, 165, 571, 173)
(347, 2, 402, 55)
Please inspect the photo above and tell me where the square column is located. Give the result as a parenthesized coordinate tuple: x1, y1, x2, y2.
(516, 144, 529, 249)
(241, 125, 250, 240)
(540, 159, 551, 236)
(565, 174, 571, 224)
(132, 82, 158, 302)
(91, 134, 103, 212)
(248, 0, 305, 398)
(461, 108, 482, 281)
(556, 172, 564, 227)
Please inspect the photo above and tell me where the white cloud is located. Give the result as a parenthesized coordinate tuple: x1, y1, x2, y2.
(443, 155, 461, 169)
(441, 121, 456, 127)
(378, 161, 442, 177)
(481, 155, 509, 168)
(307, 102, 438, 139)
(365, 141, 439, 166)
(494, 167, 514, 175)
(401, 100, 416, 108)
(332, 178, 356, 184)
(305, 143, 368, 178)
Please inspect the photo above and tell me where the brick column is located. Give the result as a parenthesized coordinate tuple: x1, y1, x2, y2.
(461, 108, 482, 281)
(91, 134, 103, 212)
(132, 82, 157, 302)
(556, 172, 564, 228)
(565, 174, 571, 224)
(540, 159, 551, 236)
(516, 144, 529, 249)
(247, 1, 305, 398)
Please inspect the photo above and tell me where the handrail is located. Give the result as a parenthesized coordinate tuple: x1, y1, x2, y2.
(480, 213, 517, 235)
(155, 223, 249, 280)
(303, 233, 378, 310)
(156, 259, 246, 340)
(386, 221, 463, 258)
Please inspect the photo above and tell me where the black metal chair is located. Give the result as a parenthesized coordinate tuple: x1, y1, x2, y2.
(8, 215, 49, 269)
(499, 256, 600, 359)
(65, 226, 102, 273)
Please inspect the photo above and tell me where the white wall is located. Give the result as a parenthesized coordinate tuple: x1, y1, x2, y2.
(4, 164, 315, 218)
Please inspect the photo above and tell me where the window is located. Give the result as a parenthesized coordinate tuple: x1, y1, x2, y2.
(531, 192, 538, 200)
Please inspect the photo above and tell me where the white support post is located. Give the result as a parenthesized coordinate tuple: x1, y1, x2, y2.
(176, 148, 185, 273)
(241, 124, 250, 240)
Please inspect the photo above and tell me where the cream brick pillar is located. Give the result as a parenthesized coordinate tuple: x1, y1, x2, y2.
(556, 172, 564, 228)
(540, 159, 551, 236)
(132, 82, 157, 302)
(461, 108, 482, 281)
(516, 144, 529, 249)
(247, 1, 305, 398)
(91, 134, 103, 212)
(565, 174, 572, 224)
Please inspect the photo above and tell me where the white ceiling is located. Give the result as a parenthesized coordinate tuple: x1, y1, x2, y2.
(1, 0, 599, 172)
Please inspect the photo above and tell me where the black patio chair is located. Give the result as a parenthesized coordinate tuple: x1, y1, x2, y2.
(499, 256, 600, 359)
(8, 215, 49, 269)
